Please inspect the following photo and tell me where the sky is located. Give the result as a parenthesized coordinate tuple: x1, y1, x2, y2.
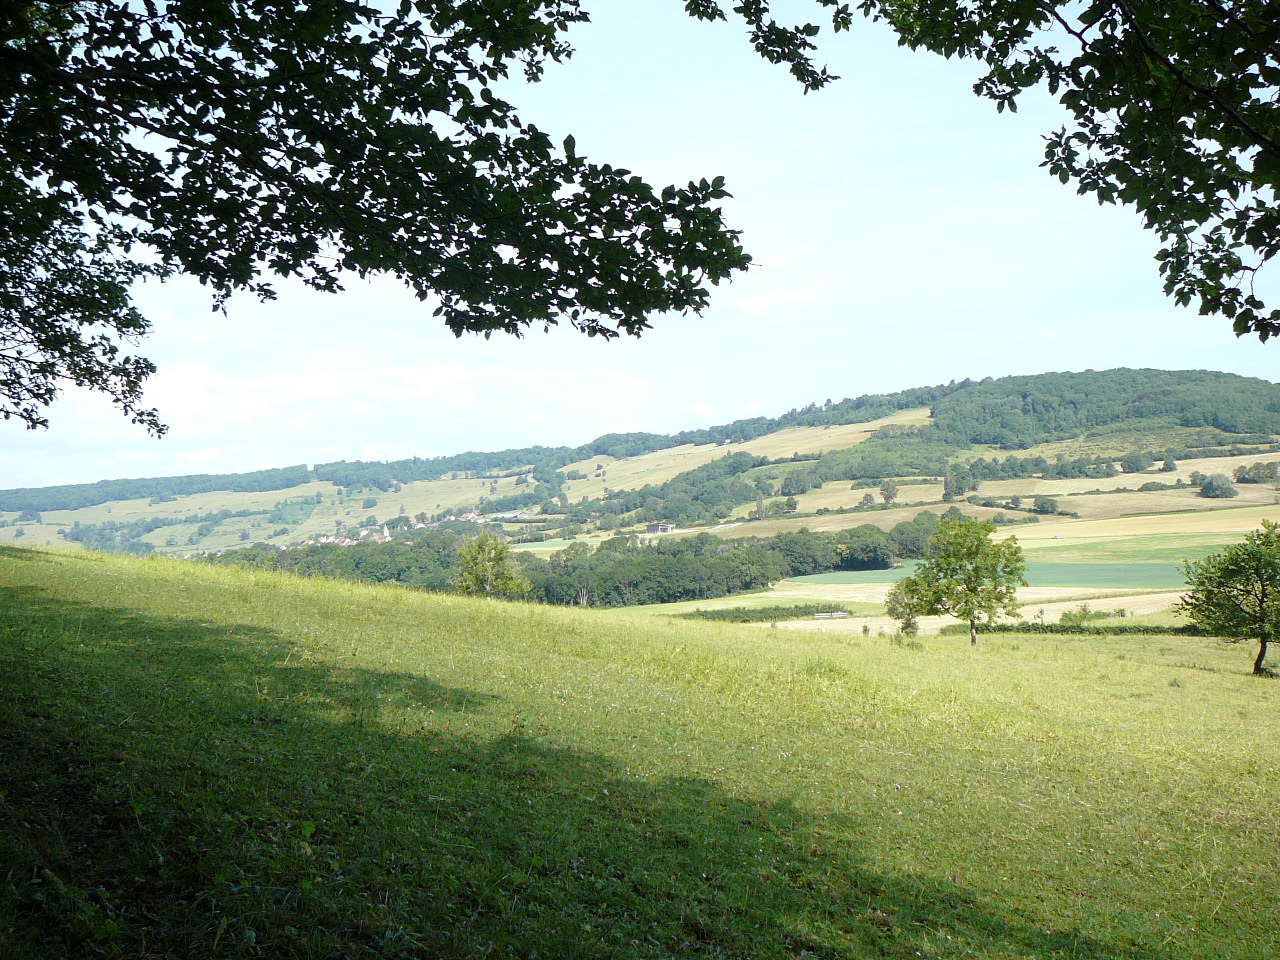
(4, 2, 1276, 489)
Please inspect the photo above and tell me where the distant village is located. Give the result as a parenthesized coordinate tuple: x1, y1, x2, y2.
(299, 509, 533, 548)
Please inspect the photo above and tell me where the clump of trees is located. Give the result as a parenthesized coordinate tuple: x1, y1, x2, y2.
(1196, 474, 1240, 499)
(1234, 462, 1280, 485)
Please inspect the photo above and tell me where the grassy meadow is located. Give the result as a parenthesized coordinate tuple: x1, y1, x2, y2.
(3, 545, 1278, 959)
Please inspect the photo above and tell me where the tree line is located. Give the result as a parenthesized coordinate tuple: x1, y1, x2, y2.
(206, 510, 960, 608)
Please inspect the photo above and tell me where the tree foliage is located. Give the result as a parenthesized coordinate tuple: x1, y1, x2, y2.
(1, 0, 754, 428)
(707, 0, 1280, 339)
(1198, 473, 1239, 498)
(1180, 521, 1280, 674)
(6, 0, 1280, 430)
(889, 516, 1026, 644)
(456, 531, 530, 599)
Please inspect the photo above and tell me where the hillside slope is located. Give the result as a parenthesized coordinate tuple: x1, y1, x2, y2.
(3, 368, 1278, 559)
(2, 547, 1278, 958)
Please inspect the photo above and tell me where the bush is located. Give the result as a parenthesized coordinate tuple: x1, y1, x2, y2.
(679, 603, 853, 623)
(1199, 474, 1239, 499)
(939, 622, 1200, 637)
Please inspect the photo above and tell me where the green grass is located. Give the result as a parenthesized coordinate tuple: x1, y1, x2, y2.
(795, 561, 1186, 590)
(1021, 561, 1185, 589)
(2, 545, 1279, 958)
(1020, 533, 1240, 564)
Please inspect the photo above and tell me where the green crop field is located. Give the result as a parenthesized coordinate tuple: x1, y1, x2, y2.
(794, 562, 1185, 591)
(3, 545, 1278, 959)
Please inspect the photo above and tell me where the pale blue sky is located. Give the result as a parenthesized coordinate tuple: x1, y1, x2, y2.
(3, 2, 1275, 488)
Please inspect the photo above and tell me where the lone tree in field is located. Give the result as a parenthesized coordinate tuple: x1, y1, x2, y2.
(456, 532, 530, 600)
(1180, 521, 1280, 675)
(889, 516, 1026, 645)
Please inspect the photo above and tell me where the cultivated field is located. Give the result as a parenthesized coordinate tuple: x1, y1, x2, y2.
(2, 546, 1277, 959)
(556, 408, 932, 502)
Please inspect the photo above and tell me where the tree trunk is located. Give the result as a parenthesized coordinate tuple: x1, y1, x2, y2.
(970, 620, 978, 646)
(1254, 636, 1269, 675)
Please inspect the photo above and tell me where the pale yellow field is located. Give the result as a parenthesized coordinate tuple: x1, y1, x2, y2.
(556, 444, 736, 502)
(1051, 484, 1275, 520)
(0, 523, 75, 550)
(556, 409, 932, 502)
(774, 479, 946, 515)
(978, 475, 1150, 497)
(628, 576, 1179, 638)
(703, 502, 1020, 539)
(626, 577, 895, 617)
(975, 451, 1280, 497)
(978, 427, 1273, 463)
(1164, 449, 1280, 481)
(1012, 502, 1280, 544)
(731, 407, 930, 459)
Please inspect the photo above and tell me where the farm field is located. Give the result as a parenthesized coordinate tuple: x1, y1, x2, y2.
(556, 408, 932, 503)
(794, 561, 1185, 590)
(5, 401, 1280, 562)
(1013, 502, 1280, 544)
(2, 545, 1277, 959)
(624, 570, 1178, 636)
(965, 427, 1280, 466)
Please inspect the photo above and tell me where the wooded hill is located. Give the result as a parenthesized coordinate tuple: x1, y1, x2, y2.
(6, 368, 1278, 515)
(4, 368, 1279, 566)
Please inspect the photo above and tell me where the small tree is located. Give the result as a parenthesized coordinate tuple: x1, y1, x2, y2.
(456, 532, 530, 600)
(884, 579, 919, 635)
(890, 517, 1027, 645)
(1180, 522, 1280, 675)
(880, 479, 899, 505)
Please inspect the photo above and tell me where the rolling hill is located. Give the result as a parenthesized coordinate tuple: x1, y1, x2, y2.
(3, 368, 1279, 616)
(1, 546, 1276, 958)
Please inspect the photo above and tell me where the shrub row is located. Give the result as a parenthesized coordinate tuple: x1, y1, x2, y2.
(679, 603, 853, 623)
(939, 622, 1203, 637)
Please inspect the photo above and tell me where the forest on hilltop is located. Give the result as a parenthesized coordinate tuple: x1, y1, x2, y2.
(3, 369, 1278, 515)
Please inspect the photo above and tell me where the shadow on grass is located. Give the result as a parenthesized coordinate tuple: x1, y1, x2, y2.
(0, 585, 1174, 960)
(0, 544, 50, 563)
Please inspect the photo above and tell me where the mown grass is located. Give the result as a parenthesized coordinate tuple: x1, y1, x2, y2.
(1020, 533, 1239, 564)
(2, 546, 1278, 958)
(792, 562, 1184, 590)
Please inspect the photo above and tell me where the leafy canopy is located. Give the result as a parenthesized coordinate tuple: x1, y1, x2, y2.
(692, 0, 1280, 337)
(1180, 520, 1280, 675)
(5, 2, 1278, 431)
(456, 531, 530, 599)
(1, 0, 755, 429)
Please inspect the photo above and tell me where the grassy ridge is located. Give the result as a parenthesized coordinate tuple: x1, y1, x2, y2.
(2, 546, 1278, 958)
